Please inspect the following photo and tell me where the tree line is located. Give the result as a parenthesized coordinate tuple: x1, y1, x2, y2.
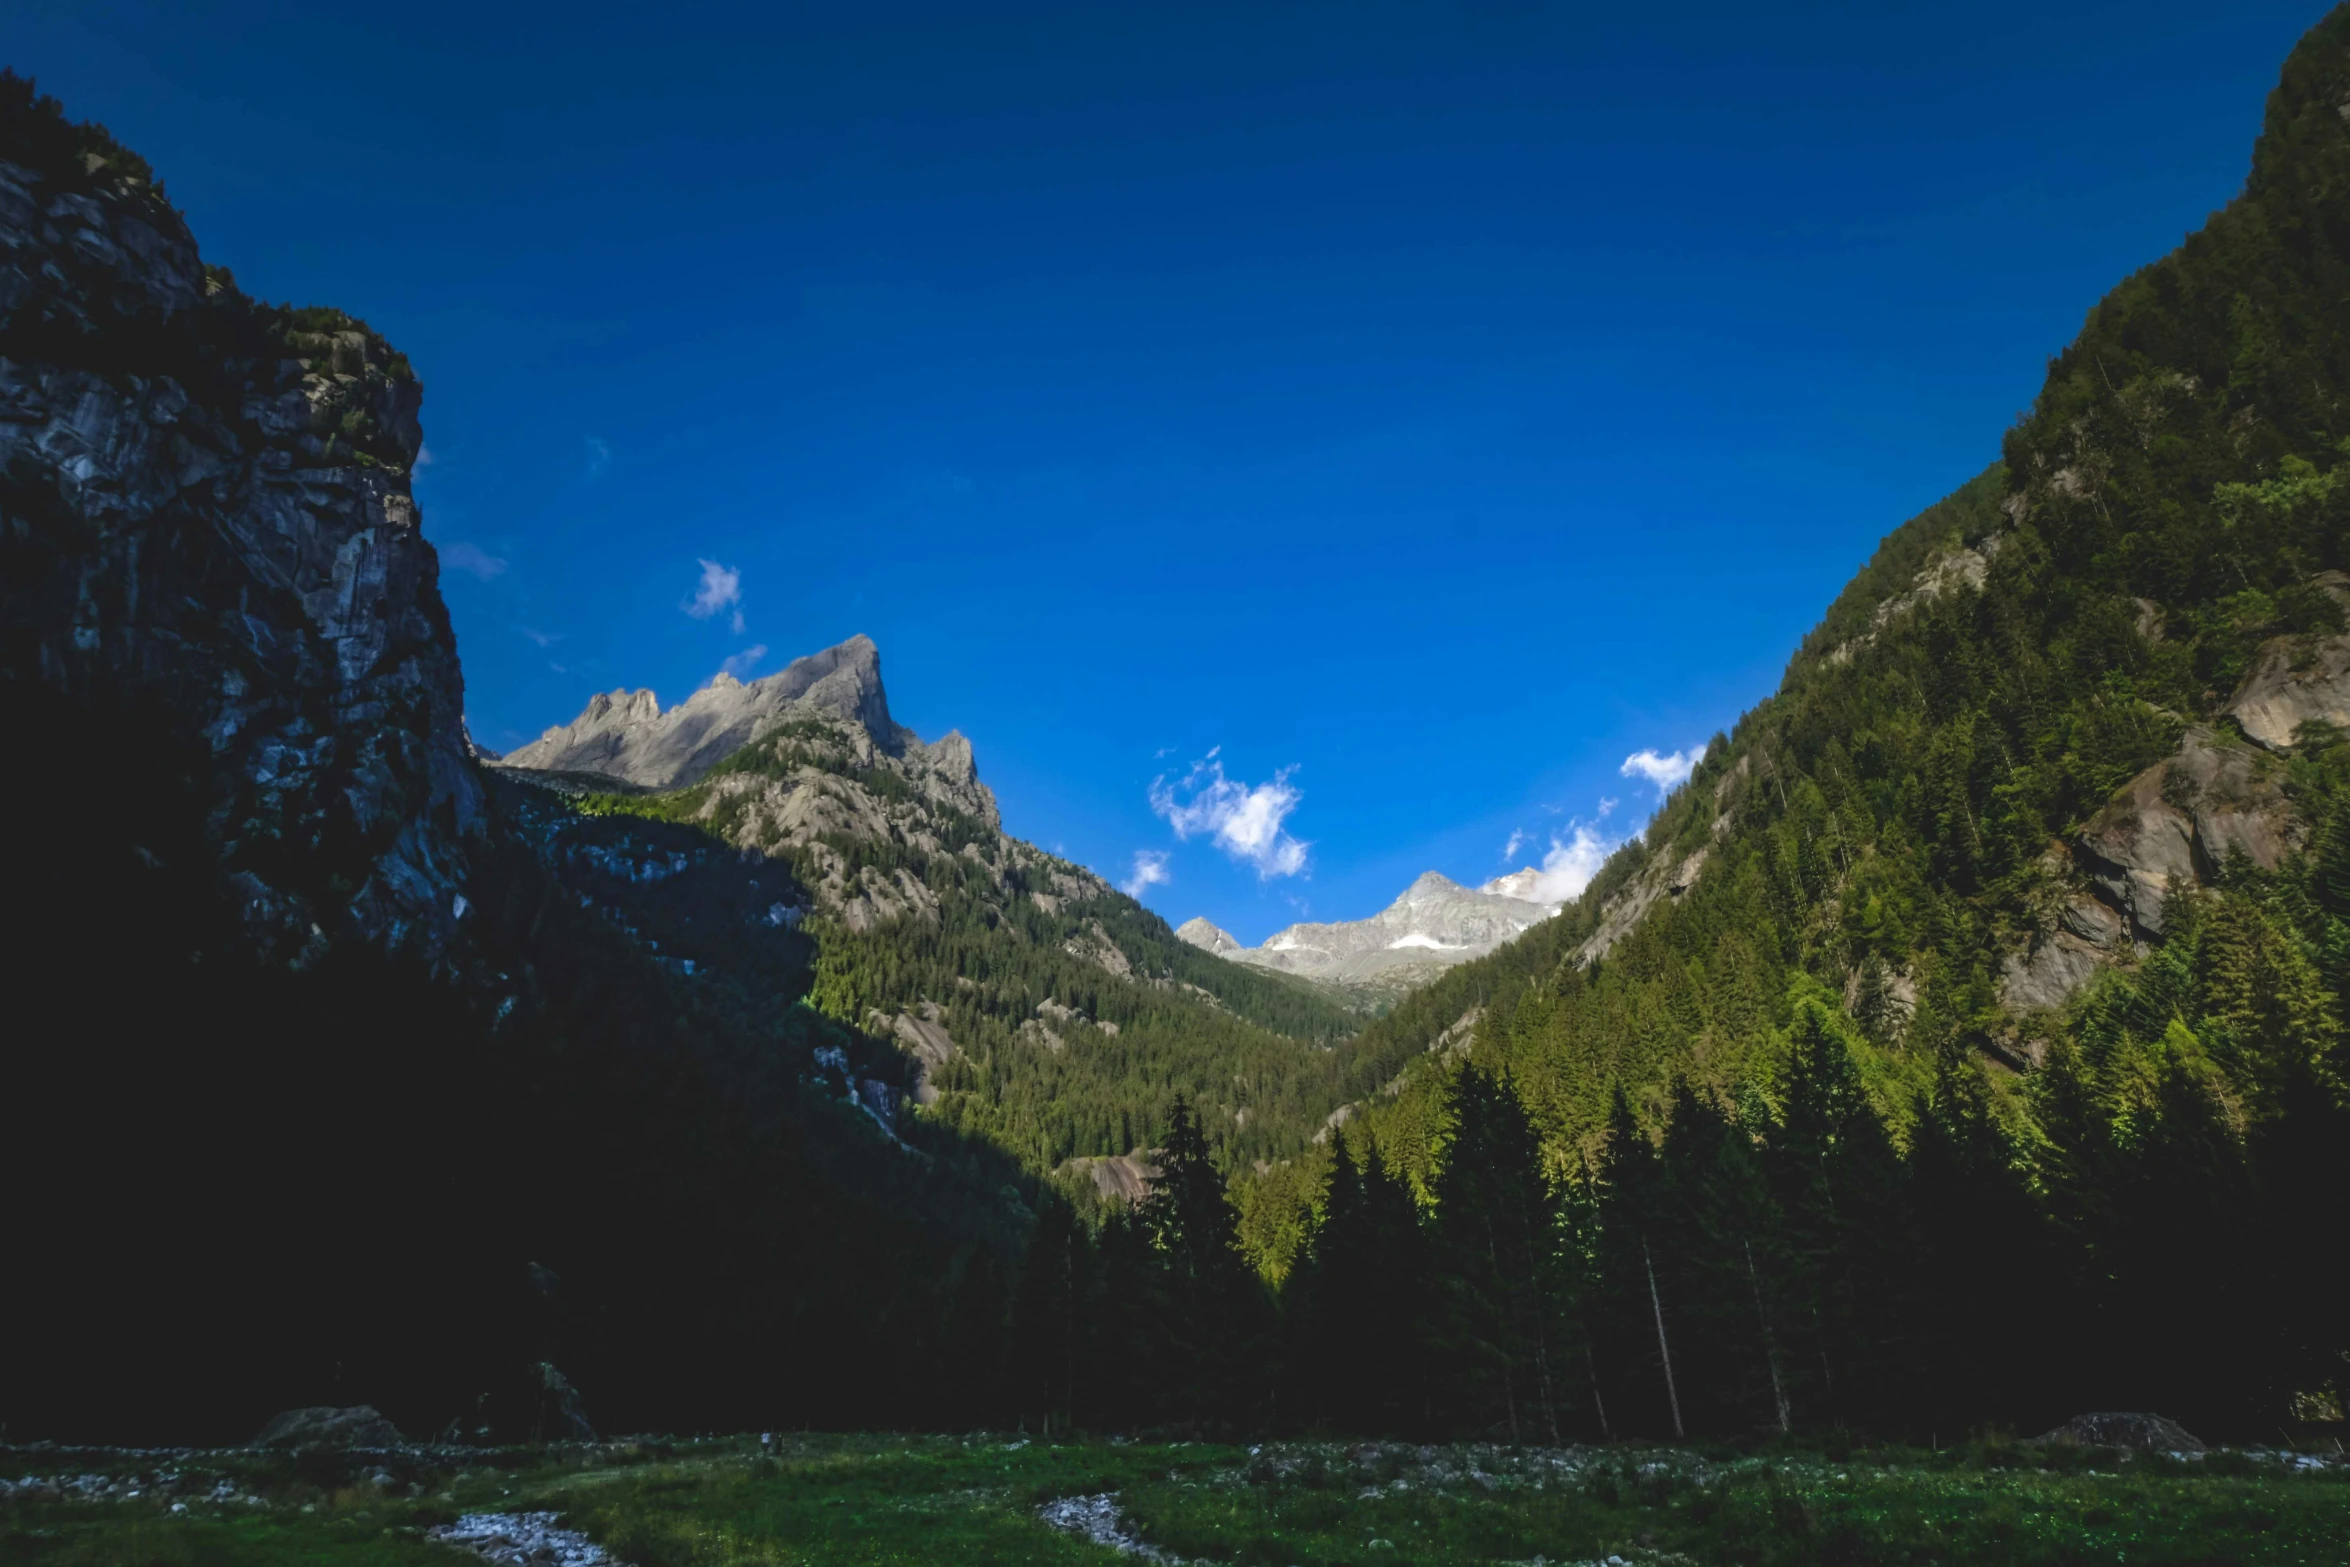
(921, 962, 2347, 1443)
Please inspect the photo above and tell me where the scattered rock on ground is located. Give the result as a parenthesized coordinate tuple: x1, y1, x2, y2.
(2033, 1411, 2206, 1452)
(1038, 1492, 1186, 1563)
(252, 1406, 404, 1448)
(430, 1511, 620, 1566)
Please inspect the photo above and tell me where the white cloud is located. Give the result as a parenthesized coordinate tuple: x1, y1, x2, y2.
(1121, 850, 1172, 898)
(519, 626, 563, 648)
(685, 558, 744, 633)
(717, 644, 769, 681)
(1523, 819, 1624, 904)
(1501, 827, 1528, 861)
(1622, 747, 1699, 795)
(413, 443, 435, 471)
(584, 436, 612, 480)
(440, 541, 507, 581)
(1149, 755, 1310, 879)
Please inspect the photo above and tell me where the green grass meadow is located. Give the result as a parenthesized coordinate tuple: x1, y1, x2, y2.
(4, 1434, 2345, 1566)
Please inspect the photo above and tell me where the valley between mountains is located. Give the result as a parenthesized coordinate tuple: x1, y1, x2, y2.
(7, 2, 2350, 1497)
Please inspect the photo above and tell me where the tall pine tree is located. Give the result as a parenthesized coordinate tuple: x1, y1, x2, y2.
(1139, 1098, 1274, 1434)
(1428, 1067, 1568, 1441)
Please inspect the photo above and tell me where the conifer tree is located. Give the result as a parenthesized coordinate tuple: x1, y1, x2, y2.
(1429, 1067, 1567, 1441)
(1654, 1079, 1790, 1437)
(1357, 1138, 1437, 1435)
(928, 1246, 1009, 1430)
(1908, 1041, 2062, 1435)
(2111, 1050, 2261, 1433)
(1588, 1084, 1678, 1437)
(2252, 1049, 2350, 1421)
(1140, 1098, 1274, 1433)
(1285, 1128, 1435, 1435)
(1765, 1000, 1918, 1434)
(1081, 1206, 1161, 1431)
(1007, 1196, 1089, 1436)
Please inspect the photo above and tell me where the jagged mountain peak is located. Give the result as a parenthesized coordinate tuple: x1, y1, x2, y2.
(1175, 916, 1245, 956)
(1400, 870, 1469, 902)
(504, 633, 916, 790)
(1481, 866, 1546, 902)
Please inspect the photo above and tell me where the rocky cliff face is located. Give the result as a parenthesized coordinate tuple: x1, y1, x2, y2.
(1178, 869, 1554, 993)
(503, 635, 944, 792)
(0, 81, 481, 960)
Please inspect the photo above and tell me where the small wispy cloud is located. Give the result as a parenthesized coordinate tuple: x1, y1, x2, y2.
(717, 644, 769, 681)
(440, 541, 507, 581)
(1121, 849, 1172, 898)
(1522, 818, 1624, 905)
(685, 558, 745, 634)
(1622, 747, 1699, 795)
(1501, 827, 1528, 861)
(1148, 754, 1309, 880)
(413, 443, 435, 471)
(519, 626, 563, 648)
(584, 436, 612, 480)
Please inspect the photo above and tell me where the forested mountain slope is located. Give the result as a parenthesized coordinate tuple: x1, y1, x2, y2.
(1203, 7, 2350, 1443)
(1274, 6, 2350, 1192)
(508, 648, 1364, 1177)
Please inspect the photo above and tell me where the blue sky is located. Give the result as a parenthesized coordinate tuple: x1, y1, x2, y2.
(11, 0, 2327, 941)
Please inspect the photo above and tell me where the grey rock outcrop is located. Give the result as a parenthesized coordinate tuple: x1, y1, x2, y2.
(2002, 920, 2115, 1019)
(1, 134, 482, 959)
(2002, 725, 2301, 1010)
(504, 635, 928, 791)
(2074, 726, 2297, 941)
(254, 1405, 405, 1448)
(1059, 1150, 1158, 1204)
(2226, 574, 2350, 748)
(877, 1003, 958, 1105)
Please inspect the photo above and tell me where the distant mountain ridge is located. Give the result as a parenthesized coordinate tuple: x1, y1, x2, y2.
(1177, 869, 1556, 994)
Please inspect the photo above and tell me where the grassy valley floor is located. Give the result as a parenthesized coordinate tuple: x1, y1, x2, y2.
(4, 1432, 2346, 1566)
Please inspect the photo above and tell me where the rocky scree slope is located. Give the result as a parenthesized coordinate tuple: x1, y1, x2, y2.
(0, 79, 480, 960)
(1242, 10, 2350, 1218)
(506, 646, 1365, 1176)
